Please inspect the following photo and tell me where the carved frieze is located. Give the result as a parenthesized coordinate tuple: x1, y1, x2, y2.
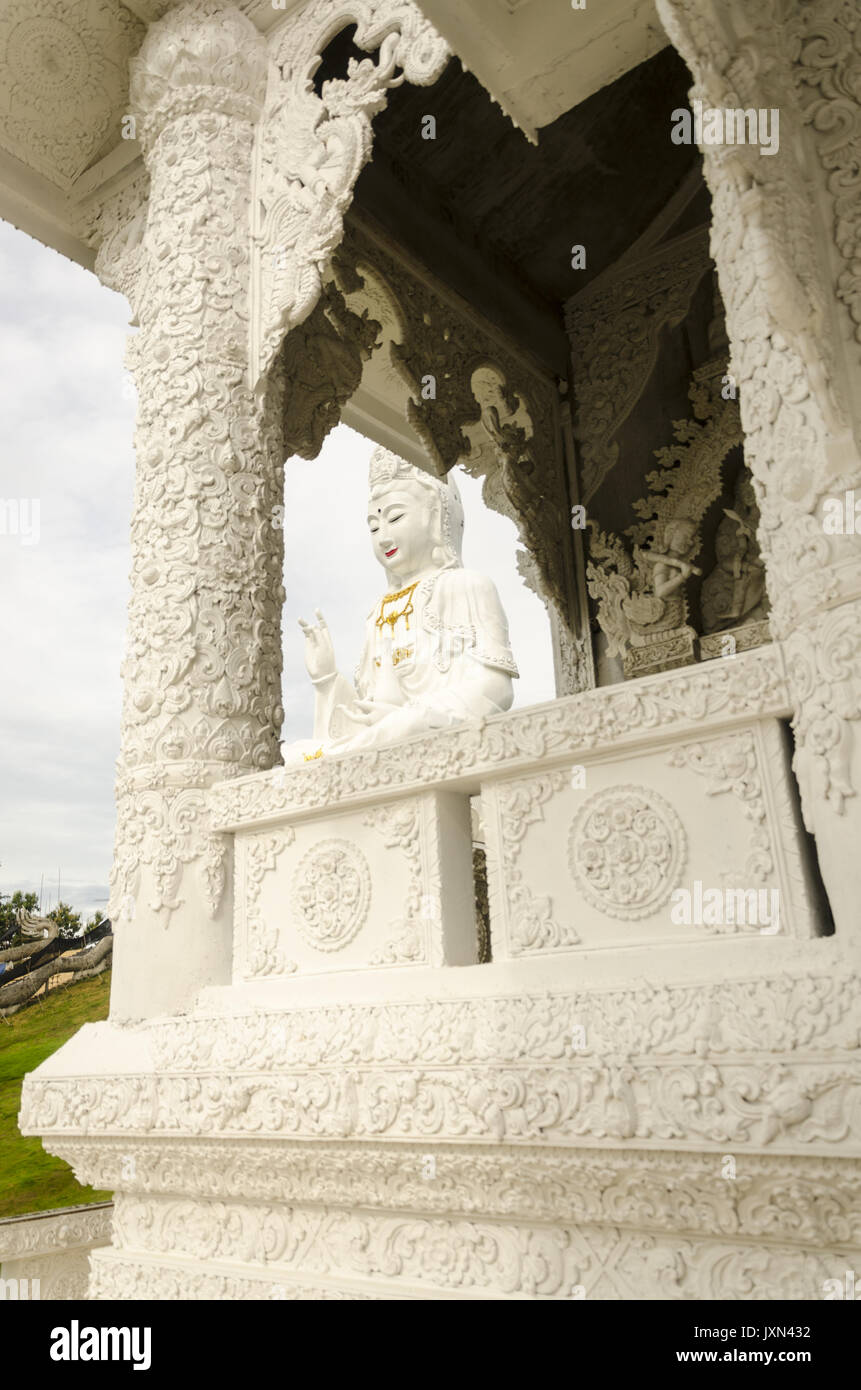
(93, 1189, 859, 1300)
(85, 1230, 861, 1301)
(46, 1141, 861, 1251)
(0, 1203, 113, 1262)
(21, 965, 861, 1152)
(210, 646, 792, 831)
(700, 621, 771, 663)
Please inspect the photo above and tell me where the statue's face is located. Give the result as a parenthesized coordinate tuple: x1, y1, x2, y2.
(715, 525, 738, 563)
(367, 485, 435, 582)
(665, 520, 695, 554)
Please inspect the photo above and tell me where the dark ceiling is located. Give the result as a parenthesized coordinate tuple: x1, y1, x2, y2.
(319, 33, 704, 374)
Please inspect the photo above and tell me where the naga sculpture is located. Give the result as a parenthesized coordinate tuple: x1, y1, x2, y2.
(0, 909, 112, 1016)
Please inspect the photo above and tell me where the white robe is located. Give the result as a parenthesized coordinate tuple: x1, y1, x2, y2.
(284, 566, 518, 762)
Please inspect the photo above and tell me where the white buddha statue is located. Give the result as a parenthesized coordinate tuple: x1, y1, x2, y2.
(282, 445, 518, 763)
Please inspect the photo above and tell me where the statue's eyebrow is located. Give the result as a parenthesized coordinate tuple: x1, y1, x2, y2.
(367, 500, 407, 523)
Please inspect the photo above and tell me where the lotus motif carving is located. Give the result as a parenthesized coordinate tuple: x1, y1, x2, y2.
(291, 839, 371, 951)
(568, 785, 686, 920)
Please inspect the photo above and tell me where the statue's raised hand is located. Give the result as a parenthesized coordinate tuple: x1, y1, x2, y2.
(298, 608, 336, 683)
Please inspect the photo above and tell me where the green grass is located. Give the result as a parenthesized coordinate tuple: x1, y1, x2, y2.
(0, 971, 112, 1219)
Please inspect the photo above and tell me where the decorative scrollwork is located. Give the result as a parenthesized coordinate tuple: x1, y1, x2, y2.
(251, 0, 450, 384)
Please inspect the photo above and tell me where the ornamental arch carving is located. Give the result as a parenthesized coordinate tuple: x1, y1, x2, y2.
(289, 216, 592, 692)
(250, 0, 451, 386)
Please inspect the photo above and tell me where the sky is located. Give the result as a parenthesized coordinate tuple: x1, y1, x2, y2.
(0, 219, 554, 924)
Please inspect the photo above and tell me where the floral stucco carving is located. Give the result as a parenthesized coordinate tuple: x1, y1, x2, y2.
(364, 799, 427, 966)
(250, 0, 450, 384)
(654, 0, 860, 638)
(670, 731, 772, 887)
(45, 1142, 861, 1251)
(91, 1190, 858, 1300)
(238, 828, 296, 978)
(0, 1203, 113, 1261)
(106, 1, 286, 944)
(486, 771, 580, 954)
(0, 0, 144, 187)
(291, 839, 372, 952)
(789, 0, 861, 356)
(654, 0, 861, 936)
(20, 967, 861, 1151)
(568, 785, 687, 921)
(84, 1230, 860, 1301)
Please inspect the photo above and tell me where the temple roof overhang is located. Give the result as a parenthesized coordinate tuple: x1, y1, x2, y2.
(0, 0, 665, 272)
(416, 0, 666, 135)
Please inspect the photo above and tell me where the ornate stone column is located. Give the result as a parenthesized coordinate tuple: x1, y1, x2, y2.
(107, 0, 284, 1018)
(655, 0, 861, 942)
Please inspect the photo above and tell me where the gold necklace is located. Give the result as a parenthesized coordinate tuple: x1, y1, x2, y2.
(376, 581, 418, 633)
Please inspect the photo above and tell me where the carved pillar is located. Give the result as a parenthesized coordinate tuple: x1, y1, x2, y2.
(655, 0, 861, 940)
(107, 0, 284, 1018)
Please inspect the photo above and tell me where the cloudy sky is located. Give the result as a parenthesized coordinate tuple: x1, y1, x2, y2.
(0, 219, 554, 923)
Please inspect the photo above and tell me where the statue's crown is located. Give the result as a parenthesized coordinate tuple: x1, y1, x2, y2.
(368, 445, 439, 491)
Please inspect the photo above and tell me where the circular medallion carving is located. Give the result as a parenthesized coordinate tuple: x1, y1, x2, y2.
(291, 839, 371, 951)
(7, 20, 91, 100)
(568, 785, 686, 920)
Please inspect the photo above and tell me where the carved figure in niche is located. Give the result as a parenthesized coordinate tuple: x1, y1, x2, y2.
(701, 471, 768, 633)
(586, 532, 656, 656)
(281, 446, 518, 763)
(639, 518, 703, 601)
(586, 355, 743, 678)
(587, 509, 704, 677)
